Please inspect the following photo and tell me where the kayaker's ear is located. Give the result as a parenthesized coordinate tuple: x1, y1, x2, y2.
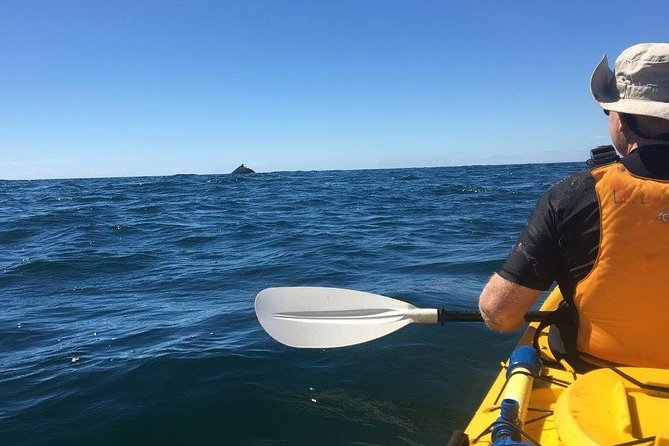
(618, 113, 633, 135)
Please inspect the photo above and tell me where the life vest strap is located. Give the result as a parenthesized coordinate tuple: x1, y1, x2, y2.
(532, 301, 599, 373)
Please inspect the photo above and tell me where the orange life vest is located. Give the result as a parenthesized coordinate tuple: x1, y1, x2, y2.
(574, 161, 669, 367)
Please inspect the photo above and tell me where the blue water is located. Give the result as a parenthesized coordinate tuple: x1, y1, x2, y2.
(1, 163, 581, 445)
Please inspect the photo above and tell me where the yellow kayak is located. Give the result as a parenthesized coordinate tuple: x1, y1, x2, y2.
(451, 288, 669, 446)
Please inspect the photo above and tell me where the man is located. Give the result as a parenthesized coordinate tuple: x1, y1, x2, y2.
(478, 43, 669, 369)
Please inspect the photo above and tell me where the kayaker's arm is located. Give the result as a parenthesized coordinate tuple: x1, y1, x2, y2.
(479, 273, 543, 332)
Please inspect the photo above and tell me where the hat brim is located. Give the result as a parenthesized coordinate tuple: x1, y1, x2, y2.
(591, 54, 669, 120)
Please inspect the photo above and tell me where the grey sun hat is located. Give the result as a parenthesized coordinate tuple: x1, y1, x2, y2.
(591, 43, 669, 120)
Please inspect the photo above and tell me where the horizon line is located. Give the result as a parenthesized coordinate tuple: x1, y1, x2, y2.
(1, 159, 583, 182)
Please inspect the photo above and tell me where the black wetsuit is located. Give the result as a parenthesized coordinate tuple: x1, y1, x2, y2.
(497, 145, 669, 301)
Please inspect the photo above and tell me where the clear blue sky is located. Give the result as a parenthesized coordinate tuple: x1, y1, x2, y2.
(2, 0, 668, 179)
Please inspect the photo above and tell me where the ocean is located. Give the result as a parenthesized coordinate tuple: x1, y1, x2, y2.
(1, 162, 582, 445)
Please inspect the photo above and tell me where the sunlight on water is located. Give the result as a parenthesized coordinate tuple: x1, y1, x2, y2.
(0, 163, 582, 444)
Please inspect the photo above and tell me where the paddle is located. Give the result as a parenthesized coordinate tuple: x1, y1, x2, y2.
(255, 287, 550, 348)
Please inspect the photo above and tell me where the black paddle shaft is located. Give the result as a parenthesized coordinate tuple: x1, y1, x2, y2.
(437, 309, 552, 324)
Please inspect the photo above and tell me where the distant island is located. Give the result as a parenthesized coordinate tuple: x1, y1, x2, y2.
(231, 164, 255, 174)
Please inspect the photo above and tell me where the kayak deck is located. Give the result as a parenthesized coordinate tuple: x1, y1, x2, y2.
(463, 287, 570, 445)
(461, 288, 669, 446)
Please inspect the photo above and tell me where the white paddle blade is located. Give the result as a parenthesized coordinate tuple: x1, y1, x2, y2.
(255, 287, 438, 348)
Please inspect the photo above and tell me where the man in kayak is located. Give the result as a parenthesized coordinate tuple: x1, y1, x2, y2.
(478, 43, 669, 369)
